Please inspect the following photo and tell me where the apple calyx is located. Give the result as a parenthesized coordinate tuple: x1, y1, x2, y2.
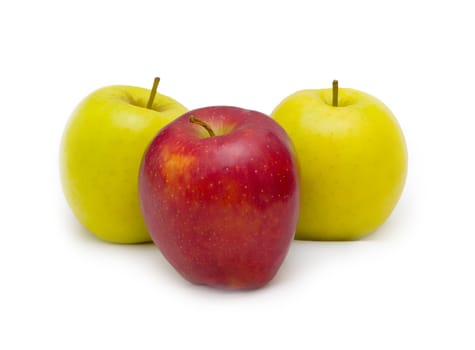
(146, 77, 161, 109)
(332, 80, 339, 107)
(189, 116, 216, 137)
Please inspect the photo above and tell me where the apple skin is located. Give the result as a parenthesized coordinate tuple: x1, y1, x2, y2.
(60, 85, 187, 243)
(139, 106, 300, 289)
(271, 88, 407, 240)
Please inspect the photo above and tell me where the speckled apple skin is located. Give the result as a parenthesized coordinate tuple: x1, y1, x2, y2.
(139, 106, 300, 290)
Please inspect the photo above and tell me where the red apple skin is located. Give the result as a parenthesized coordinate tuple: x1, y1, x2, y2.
(139, 106, 300, 290)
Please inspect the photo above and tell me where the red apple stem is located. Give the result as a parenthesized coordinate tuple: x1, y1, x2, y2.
(332, 80, 338, 107)
(146, 77, 161, 109)
(189, 116, 215, 137)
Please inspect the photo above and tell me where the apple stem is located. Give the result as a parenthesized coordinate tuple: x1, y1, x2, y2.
(146, 77, 161, 109)
(189, 116, 215, 137)
(332, 80, 338, 107)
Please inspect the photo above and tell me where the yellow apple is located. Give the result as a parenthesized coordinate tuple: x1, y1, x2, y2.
(271, 82, 407, 240)
(60, 79, 187, 243)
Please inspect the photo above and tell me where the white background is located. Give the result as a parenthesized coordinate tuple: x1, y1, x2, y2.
(1, 0, 474, 349)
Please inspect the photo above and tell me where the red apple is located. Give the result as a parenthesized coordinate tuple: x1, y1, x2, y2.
(139, 106, 300, 290)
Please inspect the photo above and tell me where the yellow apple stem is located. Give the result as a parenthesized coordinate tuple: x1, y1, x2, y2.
(189, 116, 215, 137)
(332, 80, 338, 107)
(146, 77, 161, 109)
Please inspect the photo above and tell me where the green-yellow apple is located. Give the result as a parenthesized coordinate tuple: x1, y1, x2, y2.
(139, 106, 300, 289)
(60, 78, 188, 243)
(271, 81, 407, 240)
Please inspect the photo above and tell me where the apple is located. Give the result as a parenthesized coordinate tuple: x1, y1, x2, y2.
(271, 81, 407, 240)
(60, 78, 188, 243)
(138, 106, 300, 289)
